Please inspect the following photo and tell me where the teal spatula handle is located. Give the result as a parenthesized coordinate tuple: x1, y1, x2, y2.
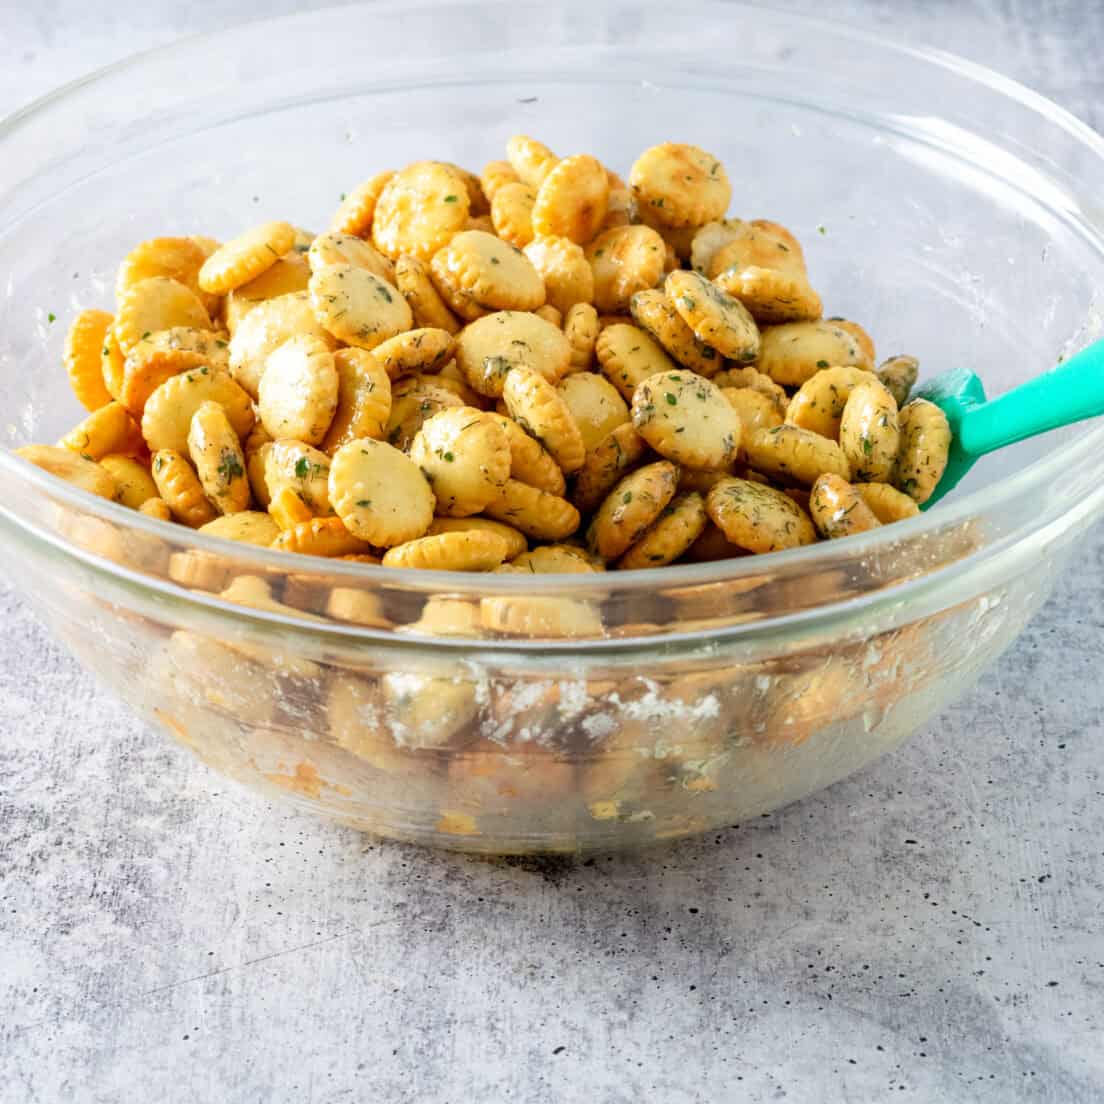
(959, 336, 1104, 456)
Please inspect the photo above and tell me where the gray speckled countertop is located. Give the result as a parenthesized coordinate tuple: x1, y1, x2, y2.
(2, 3, 1103, 1102)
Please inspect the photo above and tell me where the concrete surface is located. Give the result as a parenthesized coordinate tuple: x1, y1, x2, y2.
(1, 2, 1103, 1101)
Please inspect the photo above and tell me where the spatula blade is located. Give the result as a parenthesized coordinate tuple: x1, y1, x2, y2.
(913, 368, 988, 507)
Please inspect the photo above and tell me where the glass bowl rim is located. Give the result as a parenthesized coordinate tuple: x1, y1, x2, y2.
(3, 0, 1104, 619)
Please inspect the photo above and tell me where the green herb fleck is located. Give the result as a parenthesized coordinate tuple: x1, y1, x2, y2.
(47, 312, 56, 324)
(444, 195, 459, 203)
(294, 457, 310, 479)
(665, 392, 678, 406)
(816, 359, 829, 368)
(484, 355, 512, 378)
(217, 451, 244, 483)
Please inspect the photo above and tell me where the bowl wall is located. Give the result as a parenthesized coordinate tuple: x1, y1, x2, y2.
(8, 509, 1069, 852)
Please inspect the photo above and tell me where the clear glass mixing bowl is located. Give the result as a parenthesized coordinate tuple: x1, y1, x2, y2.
(2, 2, 1103, 853)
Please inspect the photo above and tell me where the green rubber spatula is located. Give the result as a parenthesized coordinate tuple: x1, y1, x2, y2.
(914, 337, 1104, 508)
